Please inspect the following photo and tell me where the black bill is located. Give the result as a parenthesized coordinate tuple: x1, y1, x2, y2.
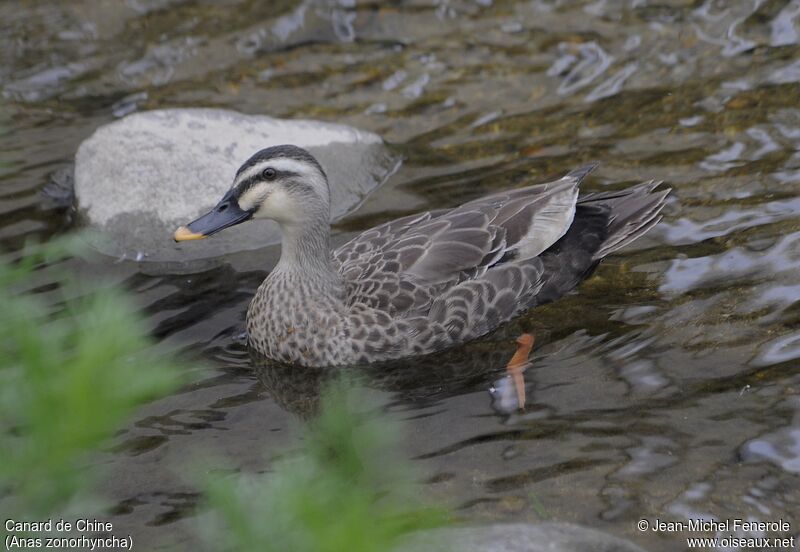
(174, 189, 254, 242)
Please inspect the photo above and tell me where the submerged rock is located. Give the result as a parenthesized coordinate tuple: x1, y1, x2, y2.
(397, 523, 647, 552)
(74, 108, 399, 263)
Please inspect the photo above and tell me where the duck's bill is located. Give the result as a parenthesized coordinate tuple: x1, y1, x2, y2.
(173, 190, 253, 242)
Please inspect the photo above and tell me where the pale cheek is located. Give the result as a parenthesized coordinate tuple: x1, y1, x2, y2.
(238, 187, 268, 212)
(256, 189, 298, 222)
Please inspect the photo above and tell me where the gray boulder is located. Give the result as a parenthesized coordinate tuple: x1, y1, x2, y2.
(74, 108, 399, 263)
(397, 523, 647, 552)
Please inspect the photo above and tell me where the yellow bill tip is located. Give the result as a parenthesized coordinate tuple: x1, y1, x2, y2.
(174, 226, 206, 242)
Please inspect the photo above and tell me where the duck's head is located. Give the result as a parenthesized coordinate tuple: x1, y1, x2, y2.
(173, 145, 329, 242)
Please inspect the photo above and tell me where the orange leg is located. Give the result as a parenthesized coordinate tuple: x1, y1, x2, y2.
(506, 333, 534, 410)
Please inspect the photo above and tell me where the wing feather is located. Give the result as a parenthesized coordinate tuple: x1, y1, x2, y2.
(332, 166, 597, 318)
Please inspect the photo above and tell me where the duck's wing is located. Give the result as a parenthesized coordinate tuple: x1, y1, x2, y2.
(333, 165, 596, 316)
(398, 178, 670, 351)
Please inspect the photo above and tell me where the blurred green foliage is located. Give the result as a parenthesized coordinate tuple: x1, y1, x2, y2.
(201, 380, 450, 552)
(0, 240, 185, 517)
(0, 240, 447, 551)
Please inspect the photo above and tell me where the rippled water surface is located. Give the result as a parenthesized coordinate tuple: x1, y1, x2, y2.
(4, 0, 800, 549)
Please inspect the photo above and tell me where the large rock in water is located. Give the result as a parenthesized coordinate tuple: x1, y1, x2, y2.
(396, 523, 647, 552)
(74, 108, 399, 263)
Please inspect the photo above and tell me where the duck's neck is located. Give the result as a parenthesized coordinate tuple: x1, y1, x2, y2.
(273, 217, 340, 287)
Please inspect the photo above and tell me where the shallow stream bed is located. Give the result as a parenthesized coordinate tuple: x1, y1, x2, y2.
(3, 1, 800, 549)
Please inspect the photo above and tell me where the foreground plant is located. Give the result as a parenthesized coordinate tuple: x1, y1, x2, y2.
(0, 240, 185, 517)
(202, 381, 450, 552)
(0, 240, 448, 551)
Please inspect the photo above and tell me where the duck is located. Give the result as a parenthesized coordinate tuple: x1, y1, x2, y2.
(174, 145, 669, 368)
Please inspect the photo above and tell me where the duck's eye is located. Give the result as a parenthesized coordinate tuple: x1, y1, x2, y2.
(262, 168, 277, 180)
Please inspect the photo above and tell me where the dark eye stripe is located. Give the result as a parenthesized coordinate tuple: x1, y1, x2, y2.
(234, 169, 301, 196)
(234, 174, 259, 195)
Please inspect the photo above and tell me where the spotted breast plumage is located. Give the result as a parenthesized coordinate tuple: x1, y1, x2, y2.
(175, 145, 669, 367)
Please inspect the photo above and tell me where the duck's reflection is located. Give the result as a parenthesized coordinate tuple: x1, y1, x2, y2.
(251, 332, 537, 419)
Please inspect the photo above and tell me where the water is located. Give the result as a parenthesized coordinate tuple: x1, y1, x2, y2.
(3, 0, 800, 549)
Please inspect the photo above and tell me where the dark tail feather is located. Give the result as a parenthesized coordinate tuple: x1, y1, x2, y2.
(579, 180, 670, 259)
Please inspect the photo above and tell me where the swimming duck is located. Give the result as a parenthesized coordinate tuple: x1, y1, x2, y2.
(174, 145, 668, 367)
